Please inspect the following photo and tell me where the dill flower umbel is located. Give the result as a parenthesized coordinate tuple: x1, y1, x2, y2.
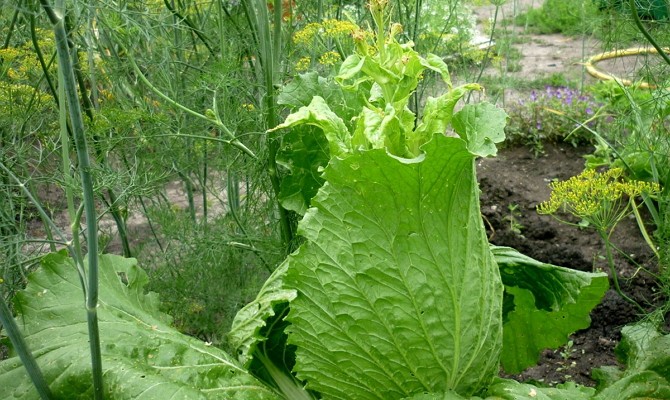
(537, 168, 660, 233)
(295, 56, 311, 72)
(293, 19, 358, 46)
(318, 51, 341, 66)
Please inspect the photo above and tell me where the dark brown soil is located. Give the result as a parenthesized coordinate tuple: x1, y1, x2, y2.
(477, 143, 666, 387)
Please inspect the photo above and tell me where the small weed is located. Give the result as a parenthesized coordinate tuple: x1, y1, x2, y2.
(559, 340, 575, 360)
(505, 203, 524, 235)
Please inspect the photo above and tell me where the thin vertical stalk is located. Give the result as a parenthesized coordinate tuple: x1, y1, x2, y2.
(202, 144, 208, 226)
(410, 0, 422, 118)
(0, 297, 53, 399)
(58, 60, 84, 262)
(0, 161, 83, 398)
(2, 1, 22, 49)
(468, 2, 500, 103)
(40, 1, 104, 398)
(245, 0, 295, 252)
(600, 230, 645, 314)
(103, 189, 131, 256)
(629, 0, 670, 67)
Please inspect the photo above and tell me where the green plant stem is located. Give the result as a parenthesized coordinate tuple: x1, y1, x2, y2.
(0, 297, 53, 399)
(226, 170, 273, 273)
(0, 162, 81, 274)
(468, 2, 500, 104)
(30, 14, 60, 113)
(58, 58, 82, 262)
(202, 144, 208, 226)
(630, 198, 660, 260)
(629, 0, 670, 67)
(41, 1, 104, 398)
(410, 0, 423, 118)
(2, 1, 21, 49)
(599, 230, 645, 313)
(476, 4, 499, 84)
(244, 0, 296, 252)
(173, 163, 197, 222)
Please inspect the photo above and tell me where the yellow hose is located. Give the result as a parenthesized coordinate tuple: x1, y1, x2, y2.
(584, 47, 670, 89)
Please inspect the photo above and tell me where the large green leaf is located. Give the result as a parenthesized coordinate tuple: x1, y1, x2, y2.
(284, 134, 503, 399)
(228, 262, 295, 369)
(276, 125, 330, 215)
(592, 322, 670, 400)
(0, 252, 279, 399)
(269, 96, 350, 157)
(452, 102, 507, 158)
(493, 246, 609, 314)
(492, 246, 608, 374)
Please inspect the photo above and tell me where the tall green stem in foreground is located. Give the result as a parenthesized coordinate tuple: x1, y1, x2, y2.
(0, 297, 53, 399)
(0, 160, 81, 398)
(243, 0, 295, 252)
(40, 1, 104, 398)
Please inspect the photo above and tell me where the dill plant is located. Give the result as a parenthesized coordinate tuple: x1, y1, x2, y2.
(538, 168, 661, 311)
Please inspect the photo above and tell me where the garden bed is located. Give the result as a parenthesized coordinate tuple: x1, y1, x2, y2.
(478, 142, 666, 387)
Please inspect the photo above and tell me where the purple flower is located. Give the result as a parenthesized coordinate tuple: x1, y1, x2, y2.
(585, 107, 593, 115)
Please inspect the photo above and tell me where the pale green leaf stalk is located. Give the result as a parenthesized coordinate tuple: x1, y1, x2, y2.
(40, 0, 104, 397)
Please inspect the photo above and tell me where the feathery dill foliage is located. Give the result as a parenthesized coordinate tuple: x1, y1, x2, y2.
(538, 168, 660, 232)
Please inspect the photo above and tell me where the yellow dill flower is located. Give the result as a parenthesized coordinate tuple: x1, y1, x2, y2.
(293, 22, 320, 45)
(295, 56, 311, 72)
(318, 51, 341, 66)
(241, 103, 255, 111)
(322, 19, 358, 38)
(294, 19, 359, 46)
(0, 47, 21, 63)
(537, 168, 660, 233)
